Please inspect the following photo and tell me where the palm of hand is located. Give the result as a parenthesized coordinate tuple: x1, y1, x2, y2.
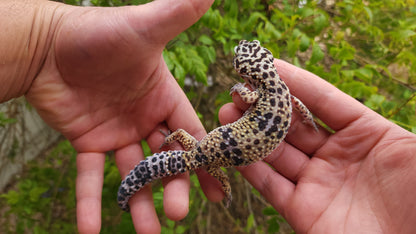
(223, 60, 416, 234)
(289, 120, 416, 233)
(24, 2, 215, 233)
(27, 7, 173, 151)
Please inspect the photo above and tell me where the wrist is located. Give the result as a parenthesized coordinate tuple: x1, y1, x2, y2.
(0, 0, 65, 102)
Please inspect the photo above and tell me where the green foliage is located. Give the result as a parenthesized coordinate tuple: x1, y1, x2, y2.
(0, 141, 77, 234)
(0, 112, 16, 127)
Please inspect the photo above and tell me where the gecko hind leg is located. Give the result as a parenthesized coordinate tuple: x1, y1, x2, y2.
(159, 128, 198, 151)
(207, 166, 232, 208)
(290, 95, 319, 131)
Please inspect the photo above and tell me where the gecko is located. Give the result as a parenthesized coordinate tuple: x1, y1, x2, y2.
(117, 40, 317, 212)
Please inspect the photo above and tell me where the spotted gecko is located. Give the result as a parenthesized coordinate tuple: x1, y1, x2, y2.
(117, 40, 317, 211)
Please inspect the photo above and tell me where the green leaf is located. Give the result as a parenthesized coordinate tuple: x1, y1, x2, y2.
(365, 94, 386, 110)
(313, 11, 329, 33)
(341, 69, 355, 80)
(354, 67, 373, 83)
(363, 6, 373, 23)
(197, 46, 216, 64)
(329, 42, 356, 61)
(29, 187, 48, 202)
(162, 50, 174, 70)
(287, 38, 300, 57)
(173, 63, 186, 86)
(245, 213, 255, 231)
(224, 0, 238, 18)
(195, 69, 208, 85)
(338, 80, 377, 99)
(267, 217, 281, 233)
(299, 34, 310, 52)
(298, 6, 314, 18)
(1, 190, 19, 205)
(198, 35, 213, 45)
(243, 12, 267, 32)
(309, 44, 324, 64)
(391, 29, 416, 41)
(0, 112, 17, 127)
(262, 206, 279, 216)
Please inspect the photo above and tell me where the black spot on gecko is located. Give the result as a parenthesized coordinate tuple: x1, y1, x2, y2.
(224, 150, 231, 158)
(277, 130, 284, 139)
(195, 154, 202, 162)
(283, 121, 289, 127)
(264, 112, 273, 119)
(220, 142, 227, 150)
(258, 120, 268, 131)
(232, 156, 244, 165)
(152, 165, 159, 174)
(273, 116, 281, 124)
(232, 148, 243, 156)
(229, 138, 238, 146)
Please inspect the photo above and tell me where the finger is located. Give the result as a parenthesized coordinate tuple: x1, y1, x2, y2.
(115, 144, 161, 233)
(237, 160, 295, 214)
(275, 59, 368, 131)
(285, 109, 330, 155)
(231, 90, 251, 111)
(263, 141, 310, 183)
(218, 102, 244, 125)
(76, 152, 105, 234)
(146, 124, 191, 221)
(161, 77, 225, 202)
(128, 0, 214, 45)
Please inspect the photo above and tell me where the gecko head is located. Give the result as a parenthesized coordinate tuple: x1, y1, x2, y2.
(233, 40, 274, 85)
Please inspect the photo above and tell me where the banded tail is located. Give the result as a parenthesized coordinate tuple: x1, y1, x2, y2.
(117, 150, 191, 211)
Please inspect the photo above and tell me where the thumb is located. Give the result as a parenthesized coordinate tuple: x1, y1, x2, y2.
(126, 0, 214, 45)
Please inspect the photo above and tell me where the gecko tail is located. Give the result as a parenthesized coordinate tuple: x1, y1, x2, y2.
(117, 150, 189, 212)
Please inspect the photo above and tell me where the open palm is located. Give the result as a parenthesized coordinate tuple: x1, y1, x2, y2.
(220, 59, 416, 233)
(24, 1, 219, 233)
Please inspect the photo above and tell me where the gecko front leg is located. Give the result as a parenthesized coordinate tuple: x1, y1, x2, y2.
(230, 83, 259, 104)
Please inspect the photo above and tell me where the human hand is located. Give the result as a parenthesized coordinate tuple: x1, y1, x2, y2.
(23, 1, 222, 233)
(219, 59, 416, 233)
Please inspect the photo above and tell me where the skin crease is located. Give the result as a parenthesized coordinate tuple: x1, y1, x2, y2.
(2, 0, 416, 233)
(221, 59, 416, 234)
